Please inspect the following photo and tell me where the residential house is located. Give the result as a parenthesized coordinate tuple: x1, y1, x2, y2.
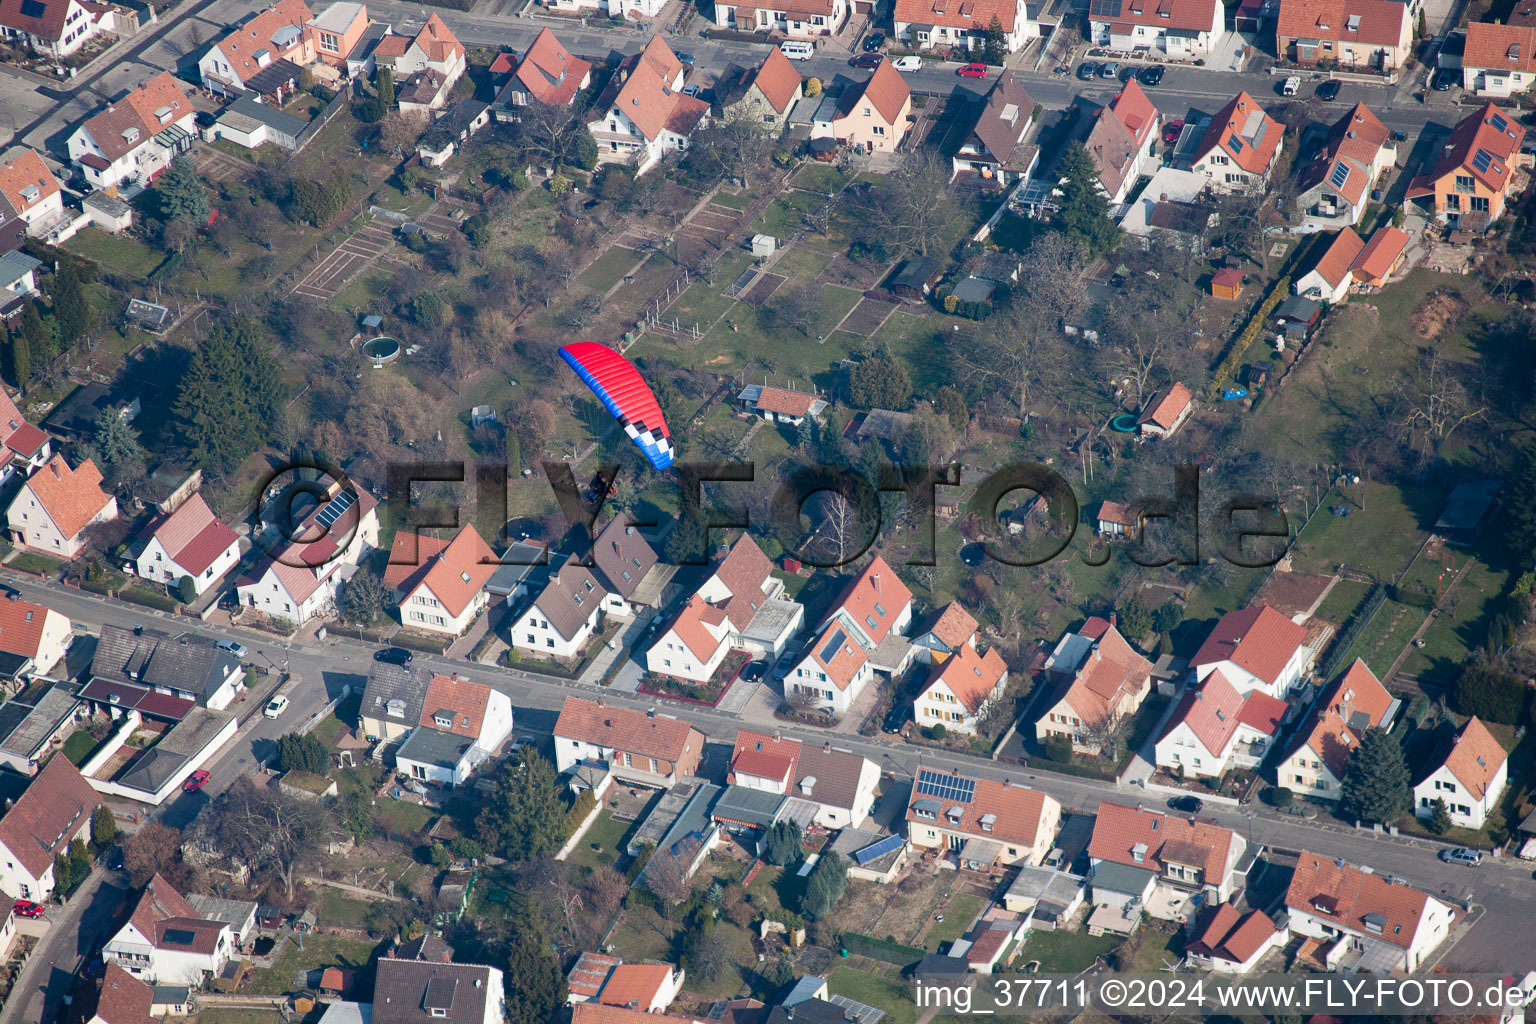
(0, 593, 71, 678)
(0, 249, 41, 303)
(893, 0, 1034, 53)
(810, 61, 911, 154)
(66, 72, 196, 191)
(1187, 92, 1284, 191)
(586, 515, 669, 610)
(1285, 850, 1453, 971)
(234, 480, 379, 625)
(6, 454, 117, 559)
(1406, 104, 1526, 228)
(1035, 616, 1153, 755)
(736, 383, 825, 424)
(105, 874, 235, 983)
(645, 535, 801, 681)
(829, 826, 910, 883)
(1412, 715, 1508, 829)
(396, 672, 515, 785)
(588, 36, 709, 174)
(712, 0, 848, 38)
(553, 695, 706, 787)
(1185, 904, 1284, 973)
(1463, 8, 1536, 96)
(1294, 222, 1412, 300)
(1087, 0, 1225, 55)
(1190, 603, 1312, 699)
(1350, 224, 1410, 286)
(1295, 104, 1398, 228)
(909, 602, 980, 662)
(905, 767, 1062, 869)
(493, 28, 591, 109)
(512, 559, 622, 660)
(132, 494, 240, 595)
(593, 963, 684, 1012)
(950, 71, 1038, 186)
(567, 952, 622, 1003)
(197, 0, 316, 96)
(360, 661, 426, 741)
(87, 624, 244, 712)
(0, 0, 114, 58)
(728, 729, 881, 828)
(1153, 669, 1290, 779)
(0, 681, 83, 774)
(0, 753, 100, 900)
(784, 555, 914, 715)
(1276, 0, 1412, 70)
(1086, 79, 1160, 205)
(306, 1, 371, 69)
(1096, 500, 1137, 537)
(184, 894, 259, 946)
(717, 48, 802, 133)
(541, 0, 665, 23)
(1280, 658, 1397, 800)
(396, 68, 455, 115)
(384, 524, 497, 636)
(1088, 800, 1248, 913)
(86, 964, 156, 1024)
(374, 13, 464, 86)
(371, 956, 505, 1024)
(914, 641, 1008, 736)
(1136, 382, 1195, 438)
(0, 148, 64, 238)
(210, 96, 308, 151)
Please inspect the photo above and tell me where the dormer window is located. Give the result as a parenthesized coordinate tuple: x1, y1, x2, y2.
(1131, 842, 1148, 864)
(122, 127, 140, 144)
(154, 105, 174, 125)
(20, 185, 39, 202)
(979, 813, 995, 832)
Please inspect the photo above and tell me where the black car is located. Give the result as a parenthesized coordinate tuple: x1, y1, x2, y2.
(1432, 68, 1457, 90)
(862, 31, 885, 52)
(850, 52, 883, 68)
(1316, 79, 1340, 100)
(675, 52, 696, 65)
(883, 703, 913, 734)
(1137, 64, 1164, 86)
(740, 660, 768, 683)
(374, 647, 414, 666)
(1076, 61, 1100, 81)
(1167, 795, 1204, 814)
(1119, 64, 1138, 82)
(106, 846, 125, 871)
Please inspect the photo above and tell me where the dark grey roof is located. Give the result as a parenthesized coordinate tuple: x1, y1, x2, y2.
(151, 986, 192, 1005)
(43, 382, 135, 438)
(242, 57, 305, 96)
(1274, 295, 1320, 323)
(396, 933, 455, 961)
(371, 959, 499, 1024)
(0, 650, 31, 677)
(588, 516, 659, 601)
(0, 701, 31, 747)
(766, 999, 853, 1024)
(485, 542, 547, 595)
(713, 783, 785, 829)
(890, 258, 942, 290)
(361, 662, 427, 728)
(397, 727, 473, 770)
(0, 682, 81, 759)
(420, 99, 488, 150)
(1091, 860, 1158, 896)
(530, 560, 608, 641)
(90, 624, 239, 704)
(913, 953, 968, 976)
(224, 94, 307, 136)
(347, 19, 390, 61)
(0, 250, 41, 291)
(119, 747, 190, 792)
(656, 782, 722, 857)
(793, 742, 867, 813)
(950, 277, 995, 304)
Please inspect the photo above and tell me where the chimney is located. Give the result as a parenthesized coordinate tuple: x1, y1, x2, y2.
(450, 673, 458, 682)
(49, 461, 60, 480)
(772, 731, 781, 743)
(1003, 778, 1011, 789)
(1108, 611, 1117, 628)
(823, 742, 831, 753)
(872, 573, 881, 592)
(597, 698, 605, 707)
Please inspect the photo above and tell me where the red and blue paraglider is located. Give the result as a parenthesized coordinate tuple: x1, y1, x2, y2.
(559, 342, 675, 471)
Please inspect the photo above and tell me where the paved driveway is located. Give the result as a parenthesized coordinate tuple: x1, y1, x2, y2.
(1, 869, 131, 1024)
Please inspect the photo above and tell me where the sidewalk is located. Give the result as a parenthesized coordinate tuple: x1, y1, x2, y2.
(578, 611, 654, 685)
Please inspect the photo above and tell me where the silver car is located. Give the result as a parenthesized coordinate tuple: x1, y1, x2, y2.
(1439, 848, 1482, 866)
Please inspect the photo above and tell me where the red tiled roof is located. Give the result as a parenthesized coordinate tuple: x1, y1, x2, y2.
(0, 148, 60, 217)
(1308, 228, 1367, 289)
(825, 554, 910, 645)
(1058, 621, 1152, 727)
(592, 36, 691, 143)
(554, 696, 701, 764)
(1298, 104, 1392, 208)
(1097, 500, 1136, 528)
(410, 13, 463, 64)
(0, 754, 100, 877)
(905, 767, 1055, 849)
(713, 535, 775, 628)
(1159, 669, 1244, 755)
(1190, 604, 1307, 688)
(568, 952, 620, 999)
(0, 0, 77, 44)
(754, 385, 819, 417)
(1439, 715, 1507, 800)
(893, 0, 1028, 35)
(597, 964, 674, 1009)
(1189, 904, 1278, 964)
(373, 33, 409, 57)
(1136, 382, 1194, 431)
(922, 642, 1007, 714)
(508, 28, 591, 107)
(1090, 0, 1221, 31)
(1352, 224, 1409, 282)
(78, 73, 192, 164)
(1276, 0, 1409, 48)
(142, 494, 238, 577)
(1286, 850, 1438, 948)
(1465, 19, 1536, 74)
(1110, 79, 1159, 147)
(384, 525, 495, 618)
(1195, 91, 1283, 176)
(920, 602, 979, 650)
(1289, 658, 1392, 775)
(419, 672, 492, 739)
(1090, 800, 1239, 881)
(572, 1004, 693, 1024)
(745, 47, 801, 115)
(0, 595, 59, 659)
(731, 746, 796, 783)
(92, 964, 154, 1024)
(808, 622, 868, 691)
(1236, 690, 1288, 735)
(661, 594, 727, 664)
(1086, 103, 1139, 198)
(1211, 268, 1244, 289)
(211, 0, 314, 85)
(844, 61, 910, 127)
(24, 454, 113, 541)
(1422, 103, 1524, 195)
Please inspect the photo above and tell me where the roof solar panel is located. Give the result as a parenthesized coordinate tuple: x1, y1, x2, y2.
(1329, 162, 1349, 187)
(916, 768, 975, 803)
(1472, 148, 1493, 172)
(819, 629, 847, 662)
(852, 833, 904, 864)
(1228, 135, 1244, 153)
(19, 0, 45, 16)
(1490, 113, 1509, 133)
(1088, 0, 1122, 17)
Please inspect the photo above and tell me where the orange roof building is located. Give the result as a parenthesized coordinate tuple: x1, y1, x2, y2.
(1037, 616, 1153, 755)
(0, 147, 63, 234)
(915, 642, 1008, 735)
(736, 381, 824, 422)
(198, 0, 315, 95)
(378, 12, 464, 76)
(1296, 103, 1398, 228)
(1186, 903, 1282, 972)
(1090, 801, 1246, 902)
(597, 963, 682, 1013)
(66, 72, 196, 190)
(1281, 658, 1398, 800)
(1406, 103, 1525, 229)
(396, 671, 515, 785)
(894, 0, 1035, 53)
(588, 35, 708, 175)
(1086, 0, 1225, 57)
(496, 28, 592, 108)
(1464, 7, 1536, 97)
(235, 480, 380, 625)
(1190, 604, 1312, 699)
(1286, 850, 1454, 970)
(787, 554, 916, 715)
(1296, 223, 1412, 301)
(133, 493, 241, 595)
(7, 455, 117, 559)
(1189, 91, 1284, 190)
(553, 696, 706, 785)
(1085, 80, 1160, 205)
(1155, 669, 1291, 777)
(1413, 715, 1509, 829)
(0, 593, 72, 677)
(907, 766, 1062, 868)
(1276, 0, 1412, 70)
(812, 60, 912, 155)
(385, 524, 497, 636)
(1136, 381, 1195, 437)
(712, 0, 849, 41)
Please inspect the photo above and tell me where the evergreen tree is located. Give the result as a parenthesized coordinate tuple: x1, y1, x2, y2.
(848, 355, 912, 409)
(156, 156, 210, 224)
(1116, 595, 1153, 641)
(979, 16, 1009, 66)
(92, 805, 119, 850)
(7, 330, 30, 389)
(377, 66, 395, 108)
(665, 507, 708, 565)
(1052, 141, 1120, 259)
(276, 733, 330, 775)
(764, 819, 802, 866)
(17, 298, 49, 373)
(1427, 797, 1453, 834)
(1339, 728, 1411, 826)
(81, 407, 147, 489)
(1504, 440, 1536, 563)
(175, 575, 197, 604)
(799, 849, 847, 919)
(474, 752, 569, 861)
(50, 263, 96, 349)
(501, 918, 566, 1024)
(795, 416, 813, 450)
(174, 316, 288, 475)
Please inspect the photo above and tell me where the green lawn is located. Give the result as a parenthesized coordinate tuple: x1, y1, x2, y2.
(65, 227, 165, 277)
(828, 967, 916, 1024)
(318, 888, 374, 929)
(8, 551, 64, 576)
(771, 247, 833, 287)
(1290, 482, 1434, 579)
(712, 189, 754, 211)
(374, 797, 436, 837)
(62, 730, 98, 766)
(1015, 929, 1121, 973)
(607, 903, 681, 963)
(792, 164, 851, 194)
(249, 934, 379, 994)
(1343, 599, 1426, 677)
(1398, 558, 1511, 682)
(926, 892, 985, 952)
(565, 809, 632, 873)
(1313, 578, 1372, 627)
(579, 246, 645, 291)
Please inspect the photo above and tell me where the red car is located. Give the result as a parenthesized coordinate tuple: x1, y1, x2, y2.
(183, 769, 211, 792)
(13, 900, 45, 918)
(957, 62, 988, 77)
(1162, 118, 1186, 144)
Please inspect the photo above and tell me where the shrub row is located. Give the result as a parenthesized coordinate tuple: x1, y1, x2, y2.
(117, 587, 179, 612)
(840, 932, 925, 967)
(1205, 273, 1291, 402)
(1320, 583, 1385, 679)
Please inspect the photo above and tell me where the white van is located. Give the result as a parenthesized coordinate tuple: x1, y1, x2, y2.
(780, 40, 815, 60)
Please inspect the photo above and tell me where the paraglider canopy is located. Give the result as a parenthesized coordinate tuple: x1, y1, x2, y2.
(559, 342, 675, 470)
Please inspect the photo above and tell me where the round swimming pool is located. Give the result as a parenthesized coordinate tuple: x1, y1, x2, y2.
(1109, 413, 1138, 433)
(362, 336, 401, 364)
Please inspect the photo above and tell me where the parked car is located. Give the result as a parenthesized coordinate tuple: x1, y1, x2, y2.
(675, 51, 696, 65)
(1076, 61, 1100, 80)
(893, 55, 922, 71)
(850, 52, 883, 68)
(957, 62, 988, 77)
(682, 82, 703, 97)
(1118, 63, 1138, 81)
(1138, 64, 1164, 86)
(1282, 75, 1301, 96)
(183, 769, 211, 792)
(883, 702, 913, 734)
(1316, 79, 1340, 100)
(13, 900, 45, 919)
(216, 638, 248, 659)
(862, 31, 885, 51)
(1432, 68, 1458, 90)
(1099, 62, 1120, 79)
(107, 846, 125, 871)
(374, 647, 413, 666)
(740, 660, 769, 683)
(264, 695, 290, 719)
(1167, 795, 1204, 814)
(1439, 847, 1483, 866)
(1162, 118, 1186, 144)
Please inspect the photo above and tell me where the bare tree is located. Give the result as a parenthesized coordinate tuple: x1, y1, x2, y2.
(684, 117, 775, 184)
(1392, 340, 1487, 465)
(377, 112, 427, 156)
(202, 779, 334, 901)
(806, 490, 873, 565)
(519, 100, 594, 169)
(644, 841, 695, 909)
(852, 151, 956, 259)
(769, 284, 822, 337)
